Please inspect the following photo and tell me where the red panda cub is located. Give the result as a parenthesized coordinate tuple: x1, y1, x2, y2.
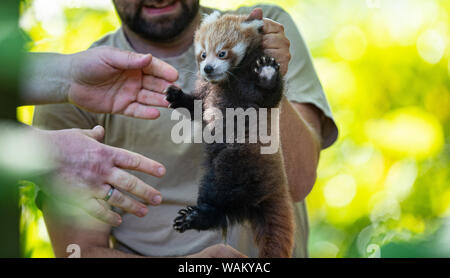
(165, 11, 295, 258)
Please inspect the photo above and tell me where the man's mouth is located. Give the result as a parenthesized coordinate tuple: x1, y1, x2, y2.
(142, 1, 179, 15)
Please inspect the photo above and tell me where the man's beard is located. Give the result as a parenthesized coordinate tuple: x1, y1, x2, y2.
(121, 1, 200, 42)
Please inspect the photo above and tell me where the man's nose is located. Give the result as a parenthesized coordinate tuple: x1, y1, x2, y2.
(204, 65, 214, 74)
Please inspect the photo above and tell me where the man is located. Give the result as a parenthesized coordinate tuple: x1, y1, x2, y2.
(33, 0, 337, 258)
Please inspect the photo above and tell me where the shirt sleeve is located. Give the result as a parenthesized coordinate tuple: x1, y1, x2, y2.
(235, 5, 338, 148)
(33, 103, 99, 131)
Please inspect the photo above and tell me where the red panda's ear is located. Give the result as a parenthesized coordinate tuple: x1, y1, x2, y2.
(243, 8, 264, 34)
(245, 8, 263, 22)
(202, 11, 221, 25)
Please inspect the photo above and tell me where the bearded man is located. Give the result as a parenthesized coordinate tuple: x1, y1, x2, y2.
(33, 0, 337, 258)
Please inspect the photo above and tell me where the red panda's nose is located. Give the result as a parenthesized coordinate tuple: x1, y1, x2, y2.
(204, 65, 214, 74)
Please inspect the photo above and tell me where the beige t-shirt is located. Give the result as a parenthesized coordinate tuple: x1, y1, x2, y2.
(33, 5, 337, 258)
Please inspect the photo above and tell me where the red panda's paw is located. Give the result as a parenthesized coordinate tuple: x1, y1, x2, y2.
(254, 56, 280, 90)
(173, 206, 198, 233)
(164, 85, 184, 109)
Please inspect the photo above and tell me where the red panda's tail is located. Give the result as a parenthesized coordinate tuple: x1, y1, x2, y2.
(251, 189, 296, 258)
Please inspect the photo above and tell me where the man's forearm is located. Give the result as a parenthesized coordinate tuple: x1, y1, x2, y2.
(20, 52, 71, 105)
(280, 97, 322, 202)
(82, 246, 143, 258)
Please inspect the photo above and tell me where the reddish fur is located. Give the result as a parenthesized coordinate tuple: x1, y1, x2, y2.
(194, 14, 262, 66)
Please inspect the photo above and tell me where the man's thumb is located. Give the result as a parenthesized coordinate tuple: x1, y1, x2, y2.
(108, 49, 152, 70)
(82, 125, 105, 141)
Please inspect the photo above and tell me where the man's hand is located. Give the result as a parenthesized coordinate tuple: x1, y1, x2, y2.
(67, 46, 179, 119)
(36, 126, 165, 226)
(247, 8, 291, 76)
(186, 244, 247, 258)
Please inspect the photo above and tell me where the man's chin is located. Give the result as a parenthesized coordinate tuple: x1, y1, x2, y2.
(132, 16, 185, 42)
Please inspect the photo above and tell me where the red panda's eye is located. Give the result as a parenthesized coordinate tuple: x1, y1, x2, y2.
(218, 51, 227, 59)
(201, 52, 207, 59)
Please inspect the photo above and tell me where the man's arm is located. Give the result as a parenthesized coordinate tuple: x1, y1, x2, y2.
(20, 47, 178, 119)
(280, 98, 322, 202)
(42, 197, 246, 258)
(21, 53, 72, 105)
(255, 5, 337, 202)
(41, 195, 140, 258)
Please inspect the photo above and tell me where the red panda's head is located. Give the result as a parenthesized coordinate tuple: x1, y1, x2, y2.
(194, 11, 264, 83)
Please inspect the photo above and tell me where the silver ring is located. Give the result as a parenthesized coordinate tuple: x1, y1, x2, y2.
(104, 187, 115, 202)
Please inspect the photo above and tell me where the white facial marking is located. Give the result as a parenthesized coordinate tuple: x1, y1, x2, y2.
(199, 60, 206, 71)
(231, 42, 248, 65)
(202, 11, 221, 25)
(205, 40, 209, 55)
(200, 55, 230, 82)
(259, 66, 276, 80)
(194, 41, 202, 56)
(215, 42, 225, 54)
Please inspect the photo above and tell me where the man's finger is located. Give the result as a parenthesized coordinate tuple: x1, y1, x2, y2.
(143, 57, 179, 82)
(262, 33, 290, 49)
(263, 48, 290, 63)
(122, 103, 161, 119)
(137, 90, 170, 107)
(110, 147, 166, 177)
(106, 168, 162, 205)
(263, 49, 289, 75)
(262, 18, 284, 34)
(104, 186, 149, 217)
(84, 198, 122, 226)
(79, 125, 105, 141)
(143, 75, 173, 93)
(105, 48, 153, 70)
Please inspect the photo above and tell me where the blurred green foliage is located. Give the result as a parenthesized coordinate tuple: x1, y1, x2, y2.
(0, 0, 23, 258)
(17, 0, 450, 258)
(19, 181, 53, 258)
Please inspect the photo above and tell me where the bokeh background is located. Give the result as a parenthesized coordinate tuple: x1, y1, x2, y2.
(16, 0, 450, 258)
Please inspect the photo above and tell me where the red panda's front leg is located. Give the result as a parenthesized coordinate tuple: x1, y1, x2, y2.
(165, 85, 197, 117)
